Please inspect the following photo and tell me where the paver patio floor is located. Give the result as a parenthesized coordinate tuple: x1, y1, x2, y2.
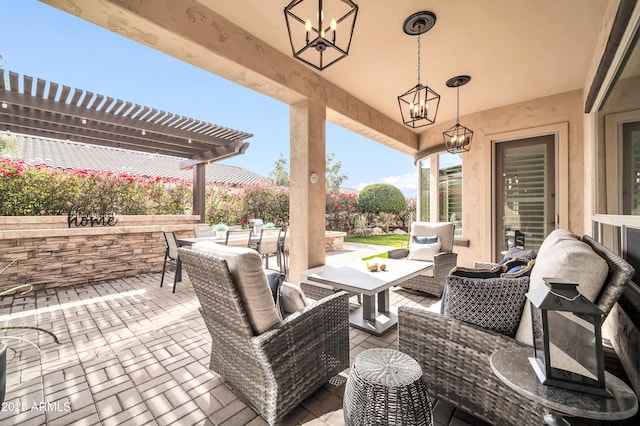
(1, 267, 468, 426)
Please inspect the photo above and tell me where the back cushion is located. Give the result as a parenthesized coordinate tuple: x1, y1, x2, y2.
(515, 229, 608, 345)
(412, 222, 454, 252)
(193, 241, 281, 335)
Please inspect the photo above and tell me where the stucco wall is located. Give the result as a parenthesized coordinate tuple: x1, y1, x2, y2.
(418, 90, 585, 266)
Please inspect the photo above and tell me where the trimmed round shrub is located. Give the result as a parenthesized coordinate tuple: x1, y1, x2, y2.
(357, 183, 407, 215)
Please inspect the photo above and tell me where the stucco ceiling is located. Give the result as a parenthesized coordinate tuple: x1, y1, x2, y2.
(199, 0, 612, 131)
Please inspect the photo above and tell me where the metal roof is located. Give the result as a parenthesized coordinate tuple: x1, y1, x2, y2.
(0, 70, 253, 168)
(17, 135, 266, 186)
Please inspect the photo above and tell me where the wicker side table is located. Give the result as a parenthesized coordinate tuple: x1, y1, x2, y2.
(344, 348, 433, 425)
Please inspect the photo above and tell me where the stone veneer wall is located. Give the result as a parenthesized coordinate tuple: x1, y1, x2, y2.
(0, 215, 199, 292)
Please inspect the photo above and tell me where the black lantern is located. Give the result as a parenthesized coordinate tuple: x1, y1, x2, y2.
(397, 11, 440, 128)
(443, 75, 473, 153)
(527, 278, 611, 397)
(506, 230, 525, 250)
(284, 0, 358, 70)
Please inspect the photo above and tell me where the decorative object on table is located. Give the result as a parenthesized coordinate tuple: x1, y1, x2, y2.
(284, 0, 358, 70)
(214, 223, 228, 240)
(398, 11, 440, 128)
(527, 278, 611, 397)
(344, 348, 433, 425)
(1, 258, 60, 404)
(443, 75, 473, 153)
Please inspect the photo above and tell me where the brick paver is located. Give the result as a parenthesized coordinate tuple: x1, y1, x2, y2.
(0, 262, 460, 425)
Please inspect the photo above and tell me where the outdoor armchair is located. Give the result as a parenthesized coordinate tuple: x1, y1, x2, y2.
(178, 244, 350, 425)
(398, 231, 634, 425)
(160, 230, 180, 293)
(388, 222, 457, 297)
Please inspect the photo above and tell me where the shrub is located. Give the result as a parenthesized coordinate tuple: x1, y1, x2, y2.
(358, 183, 407, 215)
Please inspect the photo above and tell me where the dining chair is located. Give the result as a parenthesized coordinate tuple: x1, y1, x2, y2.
(256, 228, 281, 269)
(161, 230, 180, 293)
(277, 227, 290, 274)
(225, 229, 253, 248)
(194, 226, 215, 238)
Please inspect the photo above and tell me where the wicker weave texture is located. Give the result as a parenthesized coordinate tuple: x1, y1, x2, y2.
(344, 348, 433, 426)
(179, 248, 350, 425)
(398, 234, 634, 425)
(398, 252, 457, 297)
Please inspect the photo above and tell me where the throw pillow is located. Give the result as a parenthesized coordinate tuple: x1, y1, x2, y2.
(501, 258, 535, 278)
(264, 270, 286, 319)
(443, 275, 529, 337)
(514, 230, 608, 346)
(280, 282, 309, 314)
(408, 241, 441, 262)
(449, 265, 502, 279)
(412, 235, 439, 244)
(504, 246, 537, 260)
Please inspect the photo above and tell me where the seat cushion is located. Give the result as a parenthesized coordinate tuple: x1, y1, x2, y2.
(193, 241, 281, 335)
(280, 282, 309, 314)
(514, 229, 609, 345)
(443, 275, 529, 337)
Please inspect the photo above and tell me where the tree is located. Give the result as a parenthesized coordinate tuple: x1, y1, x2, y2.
(267, 152, 348, 192)
(268, 153, 290, 187)
(326, 152, 348, 193)
(357, 183, 407, 232)
(0, 134, 19, 158)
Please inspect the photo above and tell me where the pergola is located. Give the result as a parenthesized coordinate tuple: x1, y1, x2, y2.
(0, 69, 253, 220)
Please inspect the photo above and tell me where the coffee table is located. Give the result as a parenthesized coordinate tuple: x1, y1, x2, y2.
(302, 258, 433, 335)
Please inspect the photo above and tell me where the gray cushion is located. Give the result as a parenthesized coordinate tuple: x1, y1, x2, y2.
(514, 229, 608, 345)
(443, 275, 529, 337)
(193, 241, 281, 334)
(280, 282, 309, 314)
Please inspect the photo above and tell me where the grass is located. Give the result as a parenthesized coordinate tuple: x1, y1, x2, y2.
(344, 233, 409, 248)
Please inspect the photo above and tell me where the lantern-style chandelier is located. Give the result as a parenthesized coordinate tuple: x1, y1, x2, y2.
(284, 0, 358, 70)
(397, 11, 440, 128)
(443, 75, 474, 154)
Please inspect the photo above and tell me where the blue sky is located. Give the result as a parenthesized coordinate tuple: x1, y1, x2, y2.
(1, 1, 418, 196)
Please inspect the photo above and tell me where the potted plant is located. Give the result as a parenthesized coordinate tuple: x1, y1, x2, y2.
(214, 223, 228, 240)
(0, 258, 59, 404)
(264, 222, 277, 229)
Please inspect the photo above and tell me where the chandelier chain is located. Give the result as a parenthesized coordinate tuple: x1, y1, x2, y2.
(456, 86, 460, 124)
(417, 34, 421, 84)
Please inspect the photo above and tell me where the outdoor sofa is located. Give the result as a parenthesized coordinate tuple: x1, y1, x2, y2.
(398, 229, 635, 425)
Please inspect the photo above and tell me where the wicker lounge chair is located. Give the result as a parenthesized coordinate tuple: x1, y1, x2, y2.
(178, 245, 350, 425)
(388, 222, 458, 297)
(398, 234, 634, 425)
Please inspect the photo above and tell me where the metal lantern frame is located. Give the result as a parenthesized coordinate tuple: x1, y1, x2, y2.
(506, 230, 526, 250)
(284, 0, 358, 70)
(527, 278, 611, 398)
(443, 75, 473, 154)
(398, 11, 440, 128)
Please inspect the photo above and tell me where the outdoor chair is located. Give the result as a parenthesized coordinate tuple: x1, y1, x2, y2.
(255, 228, 281, 269)
(178, 243, 350, 425)
(160, 230, 180, 293)
(225, 229, 252, 247)
(194, 226, 215, 238)
(388, 221, 458, 297)
(277, 226, 290, 274)
(398, 230, 635, 425)
(248, 218, 264, 238)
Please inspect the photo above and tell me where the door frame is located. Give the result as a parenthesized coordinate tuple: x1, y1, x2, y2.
(605, 109, 640, 214)
(486, 123, 569, 261)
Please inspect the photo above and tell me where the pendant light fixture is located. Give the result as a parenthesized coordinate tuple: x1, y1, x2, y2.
(443, 75, 473, 153)
(284, 0, 358, 70)
(397, 11, 440, 128)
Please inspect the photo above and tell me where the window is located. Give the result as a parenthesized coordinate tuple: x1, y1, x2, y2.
(417, 152, 463, 236)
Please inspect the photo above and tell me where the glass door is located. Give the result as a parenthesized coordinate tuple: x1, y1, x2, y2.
(495, 135, 556, 259)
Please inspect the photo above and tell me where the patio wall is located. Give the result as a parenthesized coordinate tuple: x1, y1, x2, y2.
(0, 215, 199, 292)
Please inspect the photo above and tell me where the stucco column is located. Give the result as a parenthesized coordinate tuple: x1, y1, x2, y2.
(289, 98, 326, 283)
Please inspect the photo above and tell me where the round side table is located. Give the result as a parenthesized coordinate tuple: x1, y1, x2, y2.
(343, 348, 433, 426)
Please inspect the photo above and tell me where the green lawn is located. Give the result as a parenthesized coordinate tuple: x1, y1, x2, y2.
(344, 233, 409, 248)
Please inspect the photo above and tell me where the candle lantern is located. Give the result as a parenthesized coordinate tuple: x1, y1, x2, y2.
(527, 278, 611, 397)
